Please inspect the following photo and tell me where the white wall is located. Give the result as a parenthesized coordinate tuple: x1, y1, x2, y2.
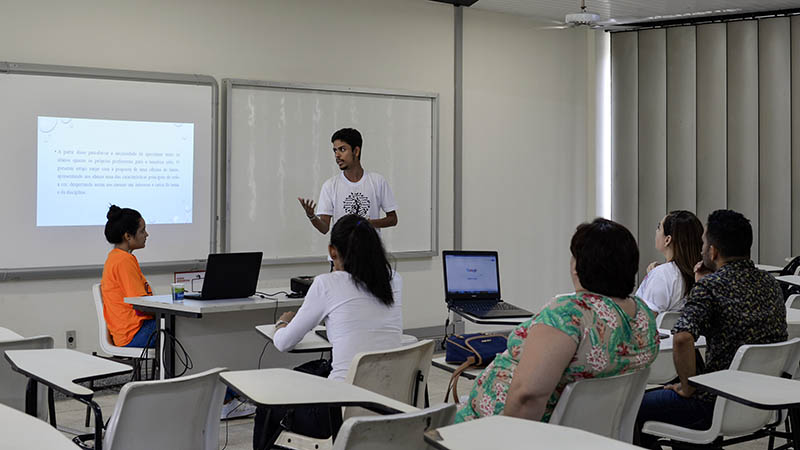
(0, 0, 455, 351)
(0, 1, 595, 351)
(462, 9, 591, 315)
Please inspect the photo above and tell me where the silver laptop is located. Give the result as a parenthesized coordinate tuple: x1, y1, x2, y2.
(443, 250, 532, 319)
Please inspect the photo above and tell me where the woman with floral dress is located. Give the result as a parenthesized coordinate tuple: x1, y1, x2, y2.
(455, 218, 659, 423)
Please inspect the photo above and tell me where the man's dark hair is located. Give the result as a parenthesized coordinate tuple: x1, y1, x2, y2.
(331, 128, 362, 151)
(570, 218, 639, 298)
(706, 209, 752, 259)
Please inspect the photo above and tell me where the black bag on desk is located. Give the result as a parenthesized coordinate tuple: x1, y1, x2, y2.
(293, 358, 332, 377)
(444, 332, 507, 403)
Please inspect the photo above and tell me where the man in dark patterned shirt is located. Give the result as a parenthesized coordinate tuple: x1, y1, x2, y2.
(635, 210, 787, 448)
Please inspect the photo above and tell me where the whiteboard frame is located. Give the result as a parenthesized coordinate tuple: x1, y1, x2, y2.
(0, 62, 219, 280)
(221, 79, 439, 264)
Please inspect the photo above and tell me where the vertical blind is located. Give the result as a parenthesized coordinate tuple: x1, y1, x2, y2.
(611, 16, 800, 274)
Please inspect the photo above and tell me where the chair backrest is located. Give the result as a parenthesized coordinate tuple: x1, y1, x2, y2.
(548, 367, 650, 443)
(709, 337, 800, 437)
(93, 283, 148, 358)
(656, 311, 681, 330)
(344, 339, 434, 420)
(786, 294, 800, 310)
(332, 402, 456, 450)
(93, 283, 115, 354)
(647, 346, 677, 385)
(0, 335, 53, 419)
(103, 367, 227, 450)
(783, 338, 800, 379)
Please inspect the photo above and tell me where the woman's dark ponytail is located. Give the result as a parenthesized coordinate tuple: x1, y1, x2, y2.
(330, 214, 394, 306)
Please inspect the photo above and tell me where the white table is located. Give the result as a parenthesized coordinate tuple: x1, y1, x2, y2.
(424, 416, 639, 450)
(449, 307, 529, 326)
(4, 349, 132, 450)
(221, 368, 417, 449)
(126, 294, 302, 316)
(126, 291, 303, 378)
(0, 326, 23, 341)
(256, 324, 332, 353)
(757, 264, 785, 273)
(0, 403, 76, 450)
(658, 330, 707, 351)
(689, 370, 800, 448)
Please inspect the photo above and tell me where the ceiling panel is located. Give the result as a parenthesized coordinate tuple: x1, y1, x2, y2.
(471, 0, 800, 25)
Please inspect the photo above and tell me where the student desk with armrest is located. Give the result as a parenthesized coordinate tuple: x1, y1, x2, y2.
(0, 327, 23, 341)
(689, 370, 800, 449)
(0, 403, 76, 450)
(221, 367, 417, 450)
(423, 416, 639, 450)
(4, 349, 132, 450)
(256, 324, 332, 353)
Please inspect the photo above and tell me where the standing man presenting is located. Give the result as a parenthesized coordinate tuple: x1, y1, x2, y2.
(298, 127, 398, 234)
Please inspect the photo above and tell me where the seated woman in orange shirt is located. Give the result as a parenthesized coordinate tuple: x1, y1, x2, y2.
(101, 205, 156, 348)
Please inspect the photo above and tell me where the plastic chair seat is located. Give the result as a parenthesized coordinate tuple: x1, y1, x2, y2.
(332, 403, 456, 450)
(642, 419, 717, 444)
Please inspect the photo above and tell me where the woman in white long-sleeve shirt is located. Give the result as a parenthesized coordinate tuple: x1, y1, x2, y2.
(254, 214, 402, 448)
(272, 270, 402, 380)
(636, 210, 703, 315)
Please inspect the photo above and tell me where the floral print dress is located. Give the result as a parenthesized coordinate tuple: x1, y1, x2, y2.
(455, 292, 659, 423)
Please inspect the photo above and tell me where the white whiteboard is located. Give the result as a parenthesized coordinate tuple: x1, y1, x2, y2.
(224, 80, 438, 262)
(0, 63, 216, 276)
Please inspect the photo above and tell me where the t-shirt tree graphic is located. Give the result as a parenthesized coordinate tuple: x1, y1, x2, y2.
(343, 192, 371, 217)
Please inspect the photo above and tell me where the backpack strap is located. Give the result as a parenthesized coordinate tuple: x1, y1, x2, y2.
(444, 356, 476, 403)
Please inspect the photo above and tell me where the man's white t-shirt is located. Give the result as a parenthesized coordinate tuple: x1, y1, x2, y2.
(316, 171, 397, 226)
(635, 261, 687, 314)
(272, 271, 403, 381)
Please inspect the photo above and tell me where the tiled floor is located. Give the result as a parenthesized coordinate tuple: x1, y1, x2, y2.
(49, 357, 783, 450)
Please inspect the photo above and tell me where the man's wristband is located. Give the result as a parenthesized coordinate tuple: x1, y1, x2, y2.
(308, 215, 316, 221)
(275, 320, 288, 328)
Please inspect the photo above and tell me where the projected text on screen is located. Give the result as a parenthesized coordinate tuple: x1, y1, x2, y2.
(37, 116, 194, 226)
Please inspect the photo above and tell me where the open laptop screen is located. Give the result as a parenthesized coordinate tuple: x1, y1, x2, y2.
(443, 251, 500, 300)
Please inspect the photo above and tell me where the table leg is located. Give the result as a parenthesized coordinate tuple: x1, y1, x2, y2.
(47, 387, 57, 427)
(788, 407, 800, 450)
(155, 313, 164, 380)
(165, 313, 176, 378)
(24, 379, 38, 417)
(328, 406, 343, 442)
(259, 408, 282, 450)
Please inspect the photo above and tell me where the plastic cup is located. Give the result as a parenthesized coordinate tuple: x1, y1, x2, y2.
(171, 283, 185, 301)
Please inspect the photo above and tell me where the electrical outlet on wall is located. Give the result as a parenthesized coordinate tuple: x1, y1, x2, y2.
(66, 330, 76, 349)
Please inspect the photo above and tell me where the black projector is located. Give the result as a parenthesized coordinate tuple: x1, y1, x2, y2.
(290, 276, 315, 296)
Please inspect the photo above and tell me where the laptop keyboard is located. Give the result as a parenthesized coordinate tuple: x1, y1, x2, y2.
(462, 302, 516, 312)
